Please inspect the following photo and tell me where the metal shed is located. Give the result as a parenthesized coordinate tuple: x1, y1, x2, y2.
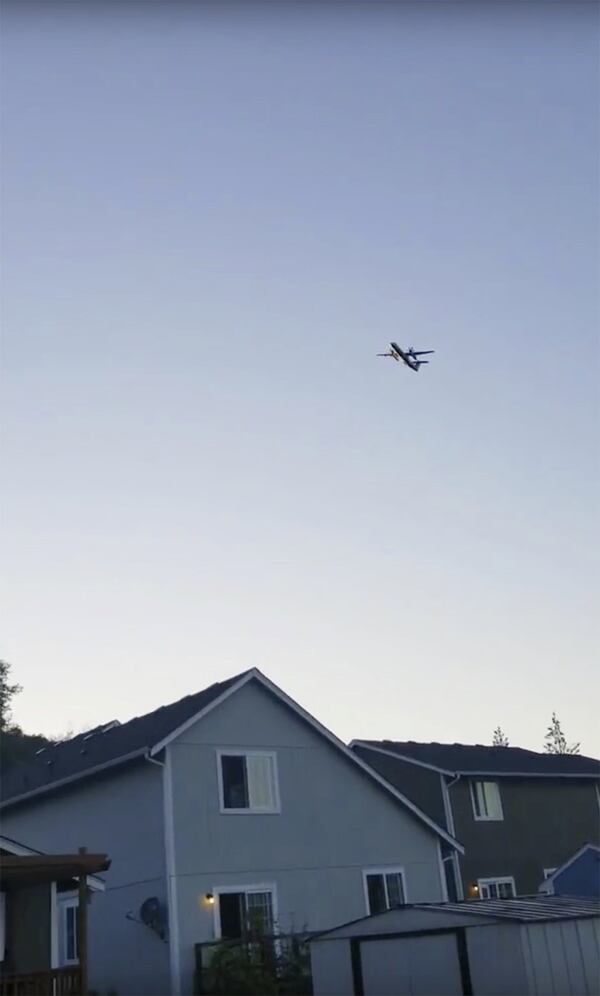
(310, 895, 600, 996)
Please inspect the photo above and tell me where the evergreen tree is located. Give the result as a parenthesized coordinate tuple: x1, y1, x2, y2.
(0, 659, 22, 731)
(492, 726, 509, 747)
(0, 660, 53, 770)
(544, 712, 580, 754)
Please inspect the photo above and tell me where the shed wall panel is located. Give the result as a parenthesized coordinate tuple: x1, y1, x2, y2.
(310, 939, 354, 996)
(466, 922, 528, 995)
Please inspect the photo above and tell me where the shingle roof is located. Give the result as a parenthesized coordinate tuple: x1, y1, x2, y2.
(1, 669, 467, 849)
(1, 670, 250, 806)
(355, 741, 600, 777)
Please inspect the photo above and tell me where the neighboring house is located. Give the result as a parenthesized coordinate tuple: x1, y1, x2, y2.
(0, 833, 108, 993)
(0, 670, 461, 996)
(540, 844, 600, 899)
(309, 895, 600, 996)
(350, 740, 600, 901)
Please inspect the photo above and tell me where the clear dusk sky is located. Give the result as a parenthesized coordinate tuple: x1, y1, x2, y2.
(1, 2, 598, 754)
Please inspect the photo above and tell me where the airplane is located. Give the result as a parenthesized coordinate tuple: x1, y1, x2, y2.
(377, 342, 435, 372)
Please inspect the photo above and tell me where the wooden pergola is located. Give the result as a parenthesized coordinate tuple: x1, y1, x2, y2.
(0, 848, 110, 996)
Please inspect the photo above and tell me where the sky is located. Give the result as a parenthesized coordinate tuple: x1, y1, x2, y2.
(1, 2, 598, 755)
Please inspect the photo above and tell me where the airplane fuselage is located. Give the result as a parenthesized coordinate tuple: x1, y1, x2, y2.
(389, 342, 420, 371)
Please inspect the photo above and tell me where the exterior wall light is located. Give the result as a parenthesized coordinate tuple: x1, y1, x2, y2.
(205, 893, 215, 905)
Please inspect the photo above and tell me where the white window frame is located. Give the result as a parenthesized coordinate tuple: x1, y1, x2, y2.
(212, 883, 278, 939)
(58, 894, 79, 966)
(477, 876, 516, 899)
(216, 750, 281, 814)
(362, 866, 407, 915)
(470, 780, 504, 821)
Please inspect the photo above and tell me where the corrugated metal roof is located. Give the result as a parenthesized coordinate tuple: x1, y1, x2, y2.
(311, 894, 600, 941)
(417, 894, 600, 922)
(355, 740, 600, 776)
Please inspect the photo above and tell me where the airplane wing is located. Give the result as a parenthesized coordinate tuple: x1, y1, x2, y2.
(411, 350, 435, 355)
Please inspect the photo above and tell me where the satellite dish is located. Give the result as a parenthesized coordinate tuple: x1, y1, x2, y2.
(139, 897, 167, 940)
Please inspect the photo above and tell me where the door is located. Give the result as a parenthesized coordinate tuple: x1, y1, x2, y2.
(356, 931, 468, 995)
(215, 888, 275, 939)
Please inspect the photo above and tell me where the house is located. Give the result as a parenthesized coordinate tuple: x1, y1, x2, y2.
(540, 844, 600, 899)
(0, 833, 109, 995)
(350, 740, 600, 901)
(0, 670, 461, 996)
(309, 894, 600, 996)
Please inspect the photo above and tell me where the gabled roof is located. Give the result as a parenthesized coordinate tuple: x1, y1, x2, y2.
(540, 844, 600, 892)
(351, 740, 600, 778)
(0, 670, 251, 806)
(0, 670, 462, 851)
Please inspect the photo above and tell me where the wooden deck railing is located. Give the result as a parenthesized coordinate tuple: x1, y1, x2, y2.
(0, 967, 83, 996)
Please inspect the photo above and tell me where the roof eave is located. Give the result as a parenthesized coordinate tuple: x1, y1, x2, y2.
(351, 743, 599, 780)
(0, 748, 149, 811)
(453, 770, 600, 779)
(350, 742, 453, 776)
(0, 835, 107, 890)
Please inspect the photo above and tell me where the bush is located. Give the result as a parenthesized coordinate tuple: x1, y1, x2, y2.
(199, 922, 312, 996)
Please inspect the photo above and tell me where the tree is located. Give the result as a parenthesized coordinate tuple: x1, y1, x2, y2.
(492, 726, 509, 747)
(0, 660, 53, 771)
(544, 712, 580, 755)
(0, 659, 22, 731)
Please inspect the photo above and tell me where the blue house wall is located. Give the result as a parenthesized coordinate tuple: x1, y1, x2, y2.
(553, 847, 600, 898)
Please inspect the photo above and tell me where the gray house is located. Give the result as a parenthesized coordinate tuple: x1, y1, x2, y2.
(0, 670, 460, 995)
(351, 741, 600, 902)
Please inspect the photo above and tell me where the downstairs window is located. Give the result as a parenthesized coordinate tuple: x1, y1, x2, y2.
(363, 869, 406, 915)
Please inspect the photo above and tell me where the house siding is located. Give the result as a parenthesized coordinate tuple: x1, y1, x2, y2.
(7, 883, 51, 973)
(0, 761, 170, 995)
(550, 848, 600, 898)
(450, 777, 600, 895)
(0, 679, 449, 996)
(351, 747, 448, 829)
(168, 681, 447, 993)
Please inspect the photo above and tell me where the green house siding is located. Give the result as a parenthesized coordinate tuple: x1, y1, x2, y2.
(451, 778, 600, 895)
(7, 883, 52, 973)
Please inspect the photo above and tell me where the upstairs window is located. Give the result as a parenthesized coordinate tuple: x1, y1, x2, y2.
(218, 751, 279, 813)
(363, 868, 406, 915)
(470, 780, 503, 821)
